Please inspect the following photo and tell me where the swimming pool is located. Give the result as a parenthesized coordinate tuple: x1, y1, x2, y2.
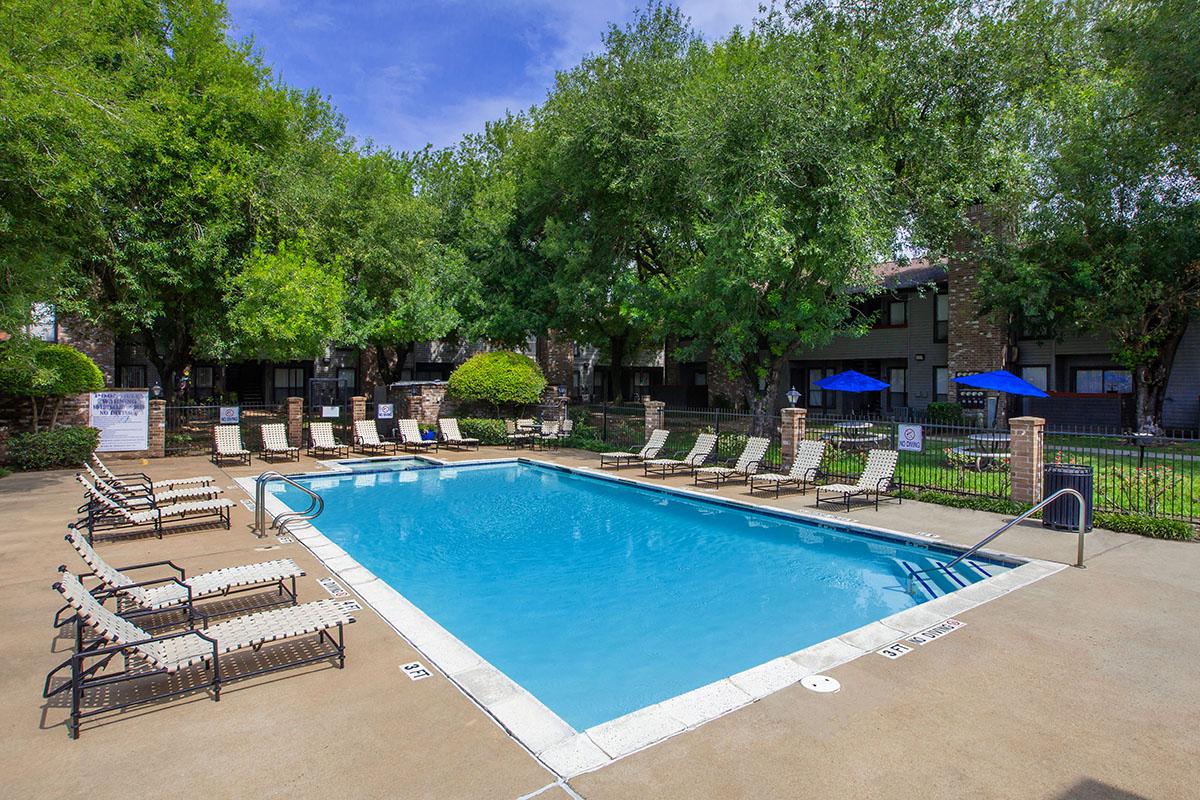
(270, 460, 1018, 732)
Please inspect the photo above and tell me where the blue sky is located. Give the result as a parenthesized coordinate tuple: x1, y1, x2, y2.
(226, 1, 761, 154)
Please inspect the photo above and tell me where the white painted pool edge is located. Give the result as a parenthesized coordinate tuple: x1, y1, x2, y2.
(238, 458, 1066, 778)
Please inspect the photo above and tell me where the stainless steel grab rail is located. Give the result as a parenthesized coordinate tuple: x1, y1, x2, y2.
(906, 488, 1087, 595)
(254, 471, 324, 536)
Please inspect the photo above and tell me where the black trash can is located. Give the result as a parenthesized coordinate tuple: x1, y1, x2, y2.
(1042, 464, 1094, 531)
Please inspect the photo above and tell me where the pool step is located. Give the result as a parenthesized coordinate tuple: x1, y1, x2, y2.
(902, 558, 991, 599)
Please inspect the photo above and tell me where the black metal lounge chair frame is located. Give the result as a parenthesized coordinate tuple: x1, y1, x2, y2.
(72, 496, 232, 545)
(693, 459, 764, 489)
(211, 441, 251, 466)
(52, 546, 301, 633)
(748, 467, 822, 498)
(44, 588, 347, 740)
(814, 476, 904, 511)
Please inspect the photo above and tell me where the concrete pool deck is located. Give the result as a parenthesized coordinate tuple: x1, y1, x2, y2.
(1, 447, 1197, 799)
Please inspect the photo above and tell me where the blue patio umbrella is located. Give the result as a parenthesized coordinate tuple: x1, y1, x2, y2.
(815, 370, 890, 393)
(951, 370, 1049, 398)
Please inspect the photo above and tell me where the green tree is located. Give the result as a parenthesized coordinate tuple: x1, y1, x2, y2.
(0, 341, 105, 431)
(225, 239, 346, 362)
(524, 4, 700, 399)
(981, 0, 1200, 428)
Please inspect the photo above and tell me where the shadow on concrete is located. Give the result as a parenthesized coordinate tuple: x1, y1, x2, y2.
(1056, 779, 1151, 799)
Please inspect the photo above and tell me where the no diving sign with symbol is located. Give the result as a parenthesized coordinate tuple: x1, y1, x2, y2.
(898, 423, 923, 453)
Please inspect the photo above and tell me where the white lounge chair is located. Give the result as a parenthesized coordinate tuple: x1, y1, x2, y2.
(308, 421, 349, 458)
(439, 418, 479, 450)
(506, 419, 533, 448)
(815, 449, 901, 511)
(395, 419, 437, 452)
(599, 429, 669, 468)
(537, 419, 560, 448)
(643, 433, 718, 478)
(92, 454, 213, 492)
(82, 463, 220, 506)
(353, 419, 398, 454)
(61, 529, 304, 616)
(693, 436, 770, 488)
(749, 440, 827, 497)
(260, 422, 300, 462)
(75, 475, 234, 543)
(46, 570, 355, 739)
(212, 424, 250, 465)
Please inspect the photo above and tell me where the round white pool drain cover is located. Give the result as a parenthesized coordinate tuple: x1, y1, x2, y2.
(801, 675, 841, 693)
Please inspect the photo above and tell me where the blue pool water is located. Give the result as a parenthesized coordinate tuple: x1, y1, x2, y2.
(275, 461, 1011, 730)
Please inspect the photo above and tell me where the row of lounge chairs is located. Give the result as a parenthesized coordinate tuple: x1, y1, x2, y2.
(211, 418, 483, 464)
(600, 430, 901, 510)
(49, 456, 356, 739)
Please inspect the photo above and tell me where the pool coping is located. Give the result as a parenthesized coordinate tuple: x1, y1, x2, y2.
(238, 456, 1066, 778)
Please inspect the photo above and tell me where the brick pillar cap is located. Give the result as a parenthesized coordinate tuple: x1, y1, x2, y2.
(1009, 416, 1045, 426)
(781, 406, 807, 416)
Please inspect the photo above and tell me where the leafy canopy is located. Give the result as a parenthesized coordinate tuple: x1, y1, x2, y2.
(225, 239, 347, 362)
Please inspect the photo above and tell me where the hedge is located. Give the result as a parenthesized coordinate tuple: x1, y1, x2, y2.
(7, 426, 100, 470)
(458, 418, 509, 446)
(900, 489, 1196, 541)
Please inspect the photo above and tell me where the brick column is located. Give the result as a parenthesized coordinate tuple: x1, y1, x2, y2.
(781, 406, 807, 469)
(285, 396, 304, 448)
(148, 399, 166, 458)
(1009, 416, 1045, 504)
(351, 395, 367, 422)
(643, 398, 665, 440)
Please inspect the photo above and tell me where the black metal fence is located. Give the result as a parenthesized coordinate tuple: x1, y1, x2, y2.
(1045, 431, 1200, 523)
(164, 403, 288, 455)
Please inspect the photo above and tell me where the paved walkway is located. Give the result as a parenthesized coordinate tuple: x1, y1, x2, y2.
(1, 448, 1196, 799)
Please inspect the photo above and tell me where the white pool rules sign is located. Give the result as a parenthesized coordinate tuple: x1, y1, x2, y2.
(898, 423, 923, 453)
(89, 391, 150, 452)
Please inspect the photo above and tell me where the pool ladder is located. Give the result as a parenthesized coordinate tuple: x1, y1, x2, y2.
(253, 470, 324, 537)
(904, 488, 1088, 596)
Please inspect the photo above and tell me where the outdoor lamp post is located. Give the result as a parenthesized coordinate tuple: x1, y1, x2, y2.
(786, 386, 801, 407)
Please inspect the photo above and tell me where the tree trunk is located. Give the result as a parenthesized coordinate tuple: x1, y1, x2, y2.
(609, 334, 627, 403)
(49, 396, 63, 429)
(740, 356, 784, 437)
(373, 343, 413, 385)
(1133, 322, 1186, 431)
(29, 397, 41, 434)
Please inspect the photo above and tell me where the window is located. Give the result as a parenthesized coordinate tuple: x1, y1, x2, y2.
(1020, 366, 1049, 393)
(633, 371, 650, 388)
(934, 294, 949, 342)
(27, 303, 57, 342)
(118, 365, 146, 388)
(887, 300, 907, 326)
(888, 367, 908, 409)
(194, 366, 214, 389)
(336, 367, 356, 391)
(808, 367, 835, 408)
(1074, 368, 1132, 394)
(273, 367, 305, 403)
(934, 366, 948, 402)
(692, 370, 707, 386)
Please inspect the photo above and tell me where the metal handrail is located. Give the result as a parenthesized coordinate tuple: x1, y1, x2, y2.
(253, 471, 323, 537)
(906, 488, 1087, 595)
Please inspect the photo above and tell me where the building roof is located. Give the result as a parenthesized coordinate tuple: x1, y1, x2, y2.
(870, 258, 948, 290)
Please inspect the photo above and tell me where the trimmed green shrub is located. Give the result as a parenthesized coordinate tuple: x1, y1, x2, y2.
(900, 490, 1196, 541)
(447, 352, 546, 413)
(926, 402, 965, 425)
(1093, 512, 1194, 541)
(7, 426, 100, 470)
(0, 341, 105, 431)
(458, 418, 508, 446)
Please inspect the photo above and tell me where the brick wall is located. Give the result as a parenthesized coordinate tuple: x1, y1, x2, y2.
(58, 314, 116, 385)
(946, 204, 1011, 419)
(707, 356, 749, 411)
(1009, 416, 1045, 503)
(537, 332, 575, 393)
(387, 381, 456, 426)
